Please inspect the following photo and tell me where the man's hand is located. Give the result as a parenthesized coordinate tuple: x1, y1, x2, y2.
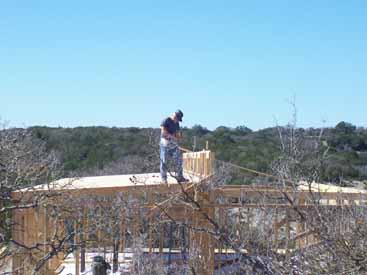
(161, 127, 181, 141)
(174, 131, 182, 140)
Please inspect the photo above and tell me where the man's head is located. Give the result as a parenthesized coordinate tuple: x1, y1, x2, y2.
(173, 109, 184, 122)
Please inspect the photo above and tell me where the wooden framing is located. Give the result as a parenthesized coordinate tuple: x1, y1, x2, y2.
(11, 150, 367, 275)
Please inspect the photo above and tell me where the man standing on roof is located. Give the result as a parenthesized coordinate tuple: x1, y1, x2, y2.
(160, 110, 188, 183)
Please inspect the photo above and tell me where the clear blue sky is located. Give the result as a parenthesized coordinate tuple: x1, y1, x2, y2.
(1, 1, 366, 130)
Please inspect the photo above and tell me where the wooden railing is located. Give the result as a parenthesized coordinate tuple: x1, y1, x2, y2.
(183, 150, 215, 178)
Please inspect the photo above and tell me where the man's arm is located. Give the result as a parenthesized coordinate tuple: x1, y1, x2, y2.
(174, 131, 182, 140)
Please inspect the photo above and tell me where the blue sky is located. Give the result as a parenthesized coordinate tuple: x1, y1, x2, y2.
(1, 1, 366, 130)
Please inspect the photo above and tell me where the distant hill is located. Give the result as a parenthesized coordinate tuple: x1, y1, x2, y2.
(30, 121, 367, 184)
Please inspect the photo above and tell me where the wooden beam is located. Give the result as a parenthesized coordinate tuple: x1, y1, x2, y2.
(75, 222, 80, 275)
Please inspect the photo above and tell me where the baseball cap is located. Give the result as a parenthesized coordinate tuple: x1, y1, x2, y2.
(175, 110, 184, 121)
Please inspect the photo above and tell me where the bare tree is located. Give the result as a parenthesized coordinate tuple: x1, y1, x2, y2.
(267, 103, 367, 274)
(0, 123, 62, 274)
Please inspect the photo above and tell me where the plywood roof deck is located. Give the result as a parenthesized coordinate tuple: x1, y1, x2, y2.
(14, 150, 214, 194)
(16, 172, 202, 192)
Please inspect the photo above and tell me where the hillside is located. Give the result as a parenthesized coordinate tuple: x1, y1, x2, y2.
(30, 121, 367, 184)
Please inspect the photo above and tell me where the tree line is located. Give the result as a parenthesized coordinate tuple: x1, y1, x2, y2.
(29, 121, 367, 184)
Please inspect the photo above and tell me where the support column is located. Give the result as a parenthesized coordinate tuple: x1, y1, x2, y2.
(189, 193, 215, 275)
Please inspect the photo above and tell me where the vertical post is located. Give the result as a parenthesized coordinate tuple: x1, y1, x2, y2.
(245, 208, 250, 255)
(305, 222, 309, 246)
(81, 208, 86, 273)
(296, 222, 303, 249)
(286, 210, 291, 251)
(181, 224, 186, 261)
(273, 209, 279, 248)
(189, 193, 215, 275)
(200, 152, 205, 177)
(97, 225, 102, 245)
(113, 237, 119, 273)
(297, 198, 305, 249)
(81, 225, 86, 272)
(148, 216, 153, 254)
(75, 222, 80, 275)
(44, 207, 48, 262)
(159, 223, 164, 254)
(132, 210, 139, 248)
(218, 208, 223, 270)
(168, 222, 174, 267)
(120, 212, 125, 253)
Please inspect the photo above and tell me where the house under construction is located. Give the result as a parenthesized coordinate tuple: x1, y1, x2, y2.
(10, 150, 367, 275)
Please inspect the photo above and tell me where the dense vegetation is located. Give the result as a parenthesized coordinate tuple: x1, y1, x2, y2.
(30, 121, 367, 183)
